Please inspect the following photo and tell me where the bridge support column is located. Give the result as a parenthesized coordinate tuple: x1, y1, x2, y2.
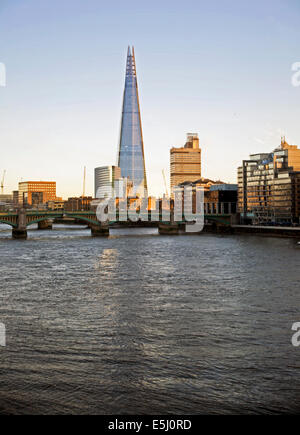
(90, 223, 109, 237)
(12, 228, 27, 240)
(13, 208, 27, 240)
(38, 220, 53, 230)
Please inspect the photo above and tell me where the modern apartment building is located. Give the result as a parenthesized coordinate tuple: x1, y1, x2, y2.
(170, 133, 201, 194)
(237, 138, 300, 225)
(18, 181, 57, 206)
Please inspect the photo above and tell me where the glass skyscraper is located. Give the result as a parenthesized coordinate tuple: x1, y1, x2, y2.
(118, 46, 148, 197)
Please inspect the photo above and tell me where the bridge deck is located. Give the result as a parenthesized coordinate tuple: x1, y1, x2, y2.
(0, 210, 233, 228)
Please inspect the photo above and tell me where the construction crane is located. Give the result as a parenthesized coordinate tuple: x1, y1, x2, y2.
(162, 169, 169, 198)
(1, 170, 6, 195)
(82, 166, 86, 198)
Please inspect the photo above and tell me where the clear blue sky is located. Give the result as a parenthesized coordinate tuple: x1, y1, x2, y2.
(1, 0, 300, 198)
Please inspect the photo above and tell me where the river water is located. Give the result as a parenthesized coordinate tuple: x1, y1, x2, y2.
(0, 224, 299, 414)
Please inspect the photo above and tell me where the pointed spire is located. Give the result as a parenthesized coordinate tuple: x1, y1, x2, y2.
(126, 45, 136, 77)
(118, 46, 148, 196)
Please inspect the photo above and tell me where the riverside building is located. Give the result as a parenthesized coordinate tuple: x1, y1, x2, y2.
(177, 179, 237, 215)
(237, 138, 300, 225)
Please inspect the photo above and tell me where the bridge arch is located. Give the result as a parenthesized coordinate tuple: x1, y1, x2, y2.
(26, 217, 54, 227)
(64, 214, 100, 226)
(25, 213, 64, 227)
(0, 218, 17, 228)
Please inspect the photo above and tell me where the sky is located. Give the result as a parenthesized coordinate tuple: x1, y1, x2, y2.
(0, 0, 300, 198)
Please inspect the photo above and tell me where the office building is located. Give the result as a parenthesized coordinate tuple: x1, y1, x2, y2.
(237, 138, 300, 225)
(118, 46, 148, 197)
(170, 133, 202, 194)
(177, 179, 237, 215)
(94, 166, 121, 199)
(18, 181, 57, 206)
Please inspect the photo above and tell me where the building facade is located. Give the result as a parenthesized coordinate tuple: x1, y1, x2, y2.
(177, 179, 237, 215)
(118, 47, 148, 197)
(47, 200, 65, 211)
(18, 181, 57, 206)
(205, 184, 238, 215)
(0, 194, 13, 203)
(170, 133, 202, 194)
(237, 138, 300, 225)
(13, 191, 19, 206)
(94, 166, 121, 199)
(64, 197, 93, 212)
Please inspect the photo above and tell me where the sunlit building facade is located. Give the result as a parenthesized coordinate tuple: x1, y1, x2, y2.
(18, 181, 57, 206)
(118, 47, 148, 197)
(170, 133, 202, 195)
(237, 138, 300, 225)
(64, 197, 93, 212)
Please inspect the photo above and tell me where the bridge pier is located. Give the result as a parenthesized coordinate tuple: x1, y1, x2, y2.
(158, 222, 180, 235)
(90, 223, 109, 237)
(12, 208, 28, 240)
(38, 220, 53, 230)
(12, 228, 27, 240)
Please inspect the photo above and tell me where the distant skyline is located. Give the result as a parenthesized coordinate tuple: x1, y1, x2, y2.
(1, 0, 300, 198)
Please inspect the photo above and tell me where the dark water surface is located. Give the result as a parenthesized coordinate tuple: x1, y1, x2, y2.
(0, 225, 299, 414)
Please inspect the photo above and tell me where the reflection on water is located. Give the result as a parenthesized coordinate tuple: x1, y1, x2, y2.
(0, 224, 299, 414)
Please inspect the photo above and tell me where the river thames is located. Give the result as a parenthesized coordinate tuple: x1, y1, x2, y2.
(0, 225, 299, 414)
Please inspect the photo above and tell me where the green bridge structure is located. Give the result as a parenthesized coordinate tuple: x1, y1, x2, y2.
(0, 208, 236, 239)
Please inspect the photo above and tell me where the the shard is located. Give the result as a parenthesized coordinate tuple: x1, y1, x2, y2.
(118, 46, 148, 197)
